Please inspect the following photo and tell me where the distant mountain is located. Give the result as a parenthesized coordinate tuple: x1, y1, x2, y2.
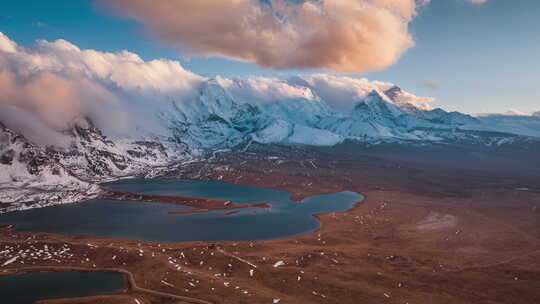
(160, 81, 540, 147)
(421, 108, 480, 126)
(472, 113, 540, 139)
(353, 90, 407, 125)
(160, 80, 343, 149)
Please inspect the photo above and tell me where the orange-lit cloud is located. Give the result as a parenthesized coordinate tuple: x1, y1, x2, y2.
(468, 0, 488, 4)
(0, 32, 205, 143)
(98, 0, 423, 74)
(0, 68, 119, 132)
(0, 32, 437, 146)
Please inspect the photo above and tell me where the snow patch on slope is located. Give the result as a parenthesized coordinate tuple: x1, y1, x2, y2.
(472, 114, 540, 138)
(0, 122, 100, 212)
(0, 118, 188, 213)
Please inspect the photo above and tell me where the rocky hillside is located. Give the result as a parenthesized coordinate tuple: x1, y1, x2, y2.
(0, 118, 187, 212)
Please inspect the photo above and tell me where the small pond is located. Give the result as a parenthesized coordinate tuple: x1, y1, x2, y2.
(0, 271, 126, 304)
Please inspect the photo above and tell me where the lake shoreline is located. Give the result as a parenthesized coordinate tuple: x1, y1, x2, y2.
(101, 185, 273, 215)
(0, 179, 363, 243)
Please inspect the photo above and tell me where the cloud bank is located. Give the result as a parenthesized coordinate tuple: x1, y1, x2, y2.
(468, 0, 488, 4)
(98, 0, 424, 74)
(216, 74, 434, 113)
(215, 76, 318, 105)
(289, 74, 434, 111)
(0, 32, 435, 146)
(0, 32, 205, 143)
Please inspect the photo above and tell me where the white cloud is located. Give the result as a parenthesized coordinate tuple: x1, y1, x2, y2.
(0, 106, 70, 147)
(288, 74, 390, 112)
(0, 32, 437, 145)
(27, 37, 205, 93)
(0, 32, 205, 143)
(98, 0, 422, 74)
(288, 74, 434, 112)
(216, 76, 317, 104)
(0, 32, 17, 53)
(216, 74, 434, 113)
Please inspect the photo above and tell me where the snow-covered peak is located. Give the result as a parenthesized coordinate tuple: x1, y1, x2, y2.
(473, 113, 540, 138)
(353, 90, 406, 122)
(364, 89, 394, 104)
(384, 86, 404, 101)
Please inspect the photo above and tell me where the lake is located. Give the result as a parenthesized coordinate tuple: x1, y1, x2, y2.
(0, 179, 363, 243)
(0, 271, 126, 304)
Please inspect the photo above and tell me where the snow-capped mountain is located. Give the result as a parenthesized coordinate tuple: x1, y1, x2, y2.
(161, 80, 344, 149)
(2, 31, 539, 213)
(0, 118, 188, 212)
(58, 117, 185, 181)
(384, 86, 479, 126)
(0, 121, 100, 212)
(1, 77, 539, 212)
(160, 80, 539, 147)
(384, 86, 431, 113)
(420, 108, 480, 126)
(469, 113, 540, 138)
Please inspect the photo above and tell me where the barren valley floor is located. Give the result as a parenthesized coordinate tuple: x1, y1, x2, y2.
(1, 146, 540, 304)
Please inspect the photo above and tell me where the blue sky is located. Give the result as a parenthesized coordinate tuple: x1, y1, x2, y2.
(1, 0, 538, 114)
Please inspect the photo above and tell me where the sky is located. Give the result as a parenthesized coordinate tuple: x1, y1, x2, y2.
(0, 0, 538, 115)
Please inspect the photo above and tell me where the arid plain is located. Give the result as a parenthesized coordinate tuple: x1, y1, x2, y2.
(2, 143, 540, 304)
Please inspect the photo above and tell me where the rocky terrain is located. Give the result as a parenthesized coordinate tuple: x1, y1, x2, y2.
(0, 118, 187, 213)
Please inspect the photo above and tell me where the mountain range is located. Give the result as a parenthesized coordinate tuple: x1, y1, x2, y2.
(1, 78, 539, 212)
(160, 79, 540, 149)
